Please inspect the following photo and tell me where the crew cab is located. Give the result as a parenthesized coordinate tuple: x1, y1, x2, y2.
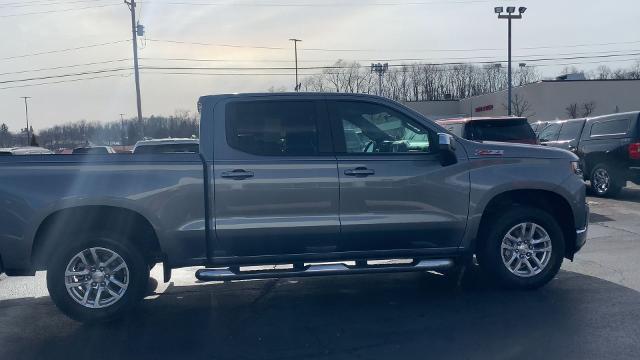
(539, 112, 640, 197)
(437, 116, 538, 144)
(0, 93, 588, 323)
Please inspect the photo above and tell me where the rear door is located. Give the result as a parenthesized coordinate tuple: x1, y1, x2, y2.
(212, 97, 340, 257)
(328, 99, 469, 252)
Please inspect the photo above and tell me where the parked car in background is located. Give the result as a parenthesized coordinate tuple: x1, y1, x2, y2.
(0, 147, 53, 155)
(132, 138, 199, 154)
(437, 117, 538, 144)
(539, 112, 640, 197)
(538, 118, 587, 153)
(530, 121, 549, 136)
(72, 146, 116, 155)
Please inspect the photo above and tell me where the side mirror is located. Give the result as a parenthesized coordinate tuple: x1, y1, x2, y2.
(438, 133, 457, 166)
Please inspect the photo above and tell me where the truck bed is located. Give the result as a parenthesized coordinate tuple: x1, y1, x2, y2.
(0, 153, 208, 274)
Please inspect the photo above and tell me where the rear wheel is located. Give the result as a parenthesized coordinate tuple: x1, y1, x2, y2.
(478, 207, 564, 289)
(46, 234, 149, 323)
(590, 163, 623, 197)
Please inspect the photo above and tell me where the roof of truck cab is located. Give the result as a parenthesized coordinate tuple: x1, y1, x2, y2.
(198, 92, 392, 104)
(134, 138, 199, 146)
(436, 116, 528, 124)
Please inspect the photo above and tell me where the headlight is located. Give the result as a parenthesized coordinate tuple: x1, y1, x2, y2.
(571, 161, 583, 177)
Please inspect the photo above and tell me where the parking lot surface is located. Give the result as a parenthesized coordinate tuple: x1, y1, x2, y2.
(1, 184, 640, 359)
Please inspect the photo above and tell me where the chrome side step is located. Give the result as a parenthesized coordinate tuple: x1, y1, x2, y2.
(195, 259, 454, 282)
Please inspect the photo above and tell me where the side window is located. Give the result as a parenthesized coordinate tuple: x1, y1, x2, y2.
(538, 123, 561, 142)
(226, 101, 319, 156)
(330, 101, 433, 154)
(557, 121, 585, 141)
(590, 119, 630, 137)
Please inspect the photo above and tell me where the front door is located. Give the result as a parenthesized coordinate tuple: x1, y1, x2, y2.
(327, 99, 469, 252)
(212, 98, 340, 258)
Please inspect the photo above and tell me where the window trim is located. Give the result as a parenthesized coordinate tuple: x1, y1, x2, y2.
(327, 99, 437, 156)
(224, 99, 329, 157)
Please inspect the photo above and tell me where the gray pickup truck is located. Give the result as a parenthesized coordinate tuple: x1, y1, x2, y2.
(0, 93, 588, 322)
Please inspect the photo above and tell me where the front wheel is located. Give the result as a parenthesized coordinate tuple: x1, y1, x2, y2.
(46, 234, 150, 323)
(478, 207, 565, 289)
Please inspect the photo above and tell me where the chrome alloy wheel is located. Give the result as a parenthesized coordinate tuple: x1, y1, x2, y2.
(500, 222, 552, 278)
(592, 168, 611, 194)
(64, 247, 129, 309)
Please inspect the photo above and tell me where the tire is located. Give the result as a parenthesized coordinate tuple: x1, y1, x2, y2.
(589, 163, 623, 197)
(46, 233, 150, 323)
(477, 206, 565, 290)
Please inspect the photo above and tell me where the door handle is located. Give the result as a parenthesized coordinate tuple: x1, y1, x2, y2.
(344, 167, 375, 177)
(221, 169, 254, 180)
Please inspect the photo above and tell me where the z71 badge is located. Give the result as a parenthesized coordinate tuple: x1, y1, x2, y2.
(475, 149, 505, 156)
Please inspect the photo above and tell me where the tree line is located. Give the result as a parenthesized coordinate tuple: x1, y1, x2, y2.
(0, 110, 198, 150)
(295, 60, 640, 102)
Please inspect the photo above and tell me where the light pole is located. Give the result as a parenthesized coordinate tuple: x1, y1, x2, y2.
(371, 63, 388, 96)
(289, 38, 302, 91)
(495, 6, 526, 116)
(20, 96, 31, 146)
(120, 113, 126, 147)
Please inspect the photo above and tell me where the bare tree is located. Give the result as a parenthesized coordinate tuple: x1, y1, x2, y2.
(503, 94, 535, 117)
(566, 103, 579, 118)
(582, 101, 597, 117)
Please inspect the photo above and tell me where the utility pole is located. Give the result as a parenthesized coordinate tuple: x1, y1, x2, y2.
(371, 63, 388, 96)
(20, 96, 31, 146)
(289, 38, 302, 91)
(495, 6, 526, 116)
(125, 0, 143, 124)
(120, 113, 126, 147)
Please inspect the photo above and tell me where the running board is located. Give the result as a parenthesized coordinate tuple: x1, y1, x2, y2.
(195, 259, 454, 282)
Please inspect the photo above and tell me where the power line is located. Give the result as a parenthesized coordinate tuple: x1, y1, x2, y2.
(147, 0, 492, 7)
(0, 73, 131, 90)
(146, 38, 286, 50)
(0, 67, 131, 85)
(1, 53, 638, 86)
(0, 40, 129, 61)
(147, 37, 640, 54)
(0, 0, 114, 8)
(0, 2, 119, 17)
(0, 59, 130, 76)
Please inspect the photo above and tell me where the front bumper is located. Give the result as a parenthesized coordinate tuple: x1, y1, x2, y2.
(574, 202, 589, 253)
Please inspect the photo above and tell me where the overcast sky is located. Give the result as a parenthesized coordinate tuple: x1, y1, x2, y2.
(1, 0, 638, 130)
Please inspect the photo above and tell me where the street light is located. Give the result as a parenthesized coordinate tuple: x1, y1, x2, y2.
(495, 5, 527, 116)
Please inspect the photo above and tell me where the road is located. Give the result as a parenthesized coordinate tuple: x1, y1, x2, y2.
(1, 184, 640, 359)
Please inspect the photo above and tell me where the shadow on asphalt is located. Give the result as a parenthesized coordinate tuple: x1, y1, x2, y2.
(1, 269, 639, 360)
(588, 183, 640, 203)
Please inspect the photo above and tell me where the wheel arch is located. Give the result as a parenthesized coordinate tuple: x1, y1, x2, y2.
(474, 189, 576, 259)
(31, 205, 163, 270)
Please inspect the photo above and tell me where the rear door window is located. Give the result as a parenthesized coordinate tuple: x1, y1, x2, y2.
(590, 119, 630, 137)
(557, 121, 585, 141)
(226, 101, 320, 156)
(469, 119, 536, 143)
(538, 123, 562, 142)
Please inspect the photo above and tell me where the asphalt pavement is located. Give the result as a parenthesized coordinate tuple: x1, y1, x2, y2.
(1, 184, 640, 359)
